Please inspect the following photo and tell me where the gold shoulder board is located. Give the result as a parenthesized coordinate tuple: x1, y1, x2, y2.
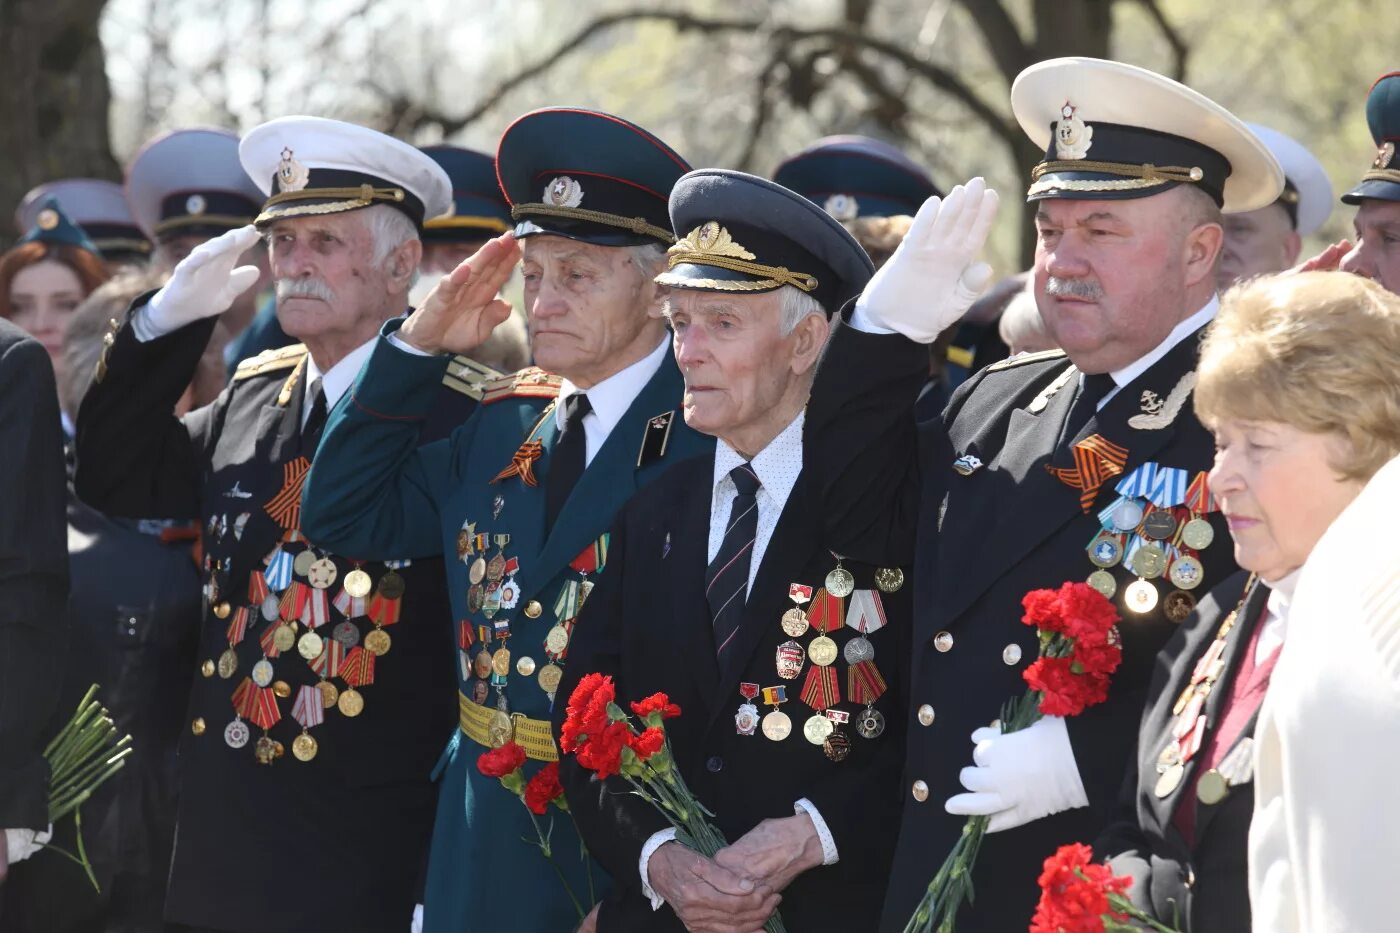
(442, 355, 504, 401)
(481, 367, 563, 405)
(984, 348, 1067, 373)
(232, 343, 309, 382)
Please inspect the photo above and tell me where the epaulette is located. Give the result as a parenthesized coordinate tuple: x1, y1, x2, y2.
(232, 343, 308, 382)
(442, 355, 504, 401)
(984, 348, 1067, 373)
(481, 367, 563, 405)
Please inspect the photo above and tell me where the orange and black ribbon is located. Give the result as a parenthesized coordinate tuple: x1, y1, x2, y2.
(1046, 434, 1130, 512)
(800, 665, 841, 712)
(264, 456, 312, 530)
(491, 439, 544, 487)
(807, 588, 843, 633)
(848, 659, 888, 705)
(341, 647, 376, 687)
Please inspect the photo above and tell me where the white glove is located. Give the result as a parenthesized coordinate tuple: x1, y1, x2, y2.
(134, 224, 262, 341)
(410, 903, 424, 933)
(943, 715, 1088, 833)
(5, 825, 53, 864)
(852, 177, 999, 343)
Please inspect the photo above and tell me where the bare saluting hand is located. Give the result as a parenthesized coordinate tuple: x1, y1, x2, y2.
(1291, 238, 1353, 274)
(397, 234, 521, 355)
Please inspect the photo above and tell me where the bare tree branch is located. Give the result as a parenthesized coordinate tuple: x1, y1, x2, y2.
(1134, 0, 1189, 81)
(956, 0, 1028, 78)
(734, 40, 791, 172)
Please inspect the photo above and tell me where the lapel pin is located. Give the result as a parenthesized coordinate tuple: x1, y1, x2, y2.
(952, 454, 984, 476)
(662, 531, 671, 559)
(1128, 372, 1196, 430)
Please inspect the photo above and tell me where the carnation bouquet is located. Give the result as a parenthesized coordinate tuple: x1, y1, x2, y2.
(1031, 843, 1182, 932)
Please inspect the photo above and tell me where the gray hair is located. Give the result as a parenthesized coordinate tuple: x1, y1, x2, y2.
(628, 242, 668, 280)
(363, 205, 420, 283)
(778, 284, 826, 336)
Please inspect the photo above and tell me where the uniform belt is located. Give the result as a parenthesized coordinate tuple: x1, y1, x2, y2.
(458, 690, 558, 762)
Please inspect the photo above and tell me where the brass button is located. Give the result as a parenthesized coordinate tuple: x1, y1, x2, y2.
(1002, 644, 1023, 665)
(191, 718, 206, 736)
(213, 601, 232, 619)
(911, 779, 929, 802)
(273, 680, 292, 699)
(524, 600, 543, 619)
(201, 659, 216, 678)
(933, 631, 953, 652)
(516, 656, 537, 677)
(917, 704, 935, 727)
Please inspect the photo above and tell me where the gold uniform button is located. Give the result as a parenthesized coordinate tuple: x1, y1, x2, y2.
(524, 600, 543, 619)
(201, 659, 216, 678)
(917, 704, 935, 727)
(191, 718, 206, 736)
(933, 631, 954, 652)
(911, 779, 930, 802)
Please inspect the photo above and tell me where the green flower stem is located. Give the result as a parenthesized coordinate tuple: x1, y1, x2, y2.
(521, 802, 586, 920)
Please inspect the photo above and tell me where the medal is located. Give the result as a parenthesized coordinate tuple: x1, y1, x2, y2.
(760, 686, 791, 741)
(1163, 590, 1197, 623)
(1112, 498, 1145, 532)
(201, 659, 215, 678)
(213, 601, 231, 620)
(803, 714, 834, 745)
(472, 649, 493, 679)
(364, 628, 391, 656)
(343, 568, 372, 599)
(844, 636, 874, 665)
(491, 646, 511, 678)
(332, 620, 360, 648)
(291, 685, 323, 762)
(486, 553, 506, 584)
(1087, 531, 1124, 569)
(1182, 517, 1215, 550)
(298, 630, 324, 660)
(824, 559, 855, 598)
(808, 635, 838, 666)
(272, 622, 296, 654)
(261, 594, 281, 622)
(224, 719, 250, 749)
(307, 557, 337, 590)
(782, 585, 812, 637)
(292, 733, 319, 762)
(1130, 544, 1168, 579)
(1196, 769, 1228, 805)
(776, 640, 805, 680)
(823, 710, 852, 761)
(874, 567, 904, 594)
(253, 735, 284, 765)
(1087, 569, 1117, 599)
(1125, 579, 1159, 614)
(217, 648, 239, 679)
(1169, 555, 1204, 591)
(515, 655, 537, 677)
(736, 683, 760, 735)
(1142, 509, 1177, 541)
(544, 623, 571, 656)
(251, 658, 274, 687)
(1154, 762, 1184, 798)
(857, 707, 886, 739)
(337, 687, 364, 717)
(538, 663, 563, 694)
(524, 600, 543, 619)
(378, 570, 406, 600)
(469, 557, 487, 585)
(317, 680, 339, 708)
(293, 549, 316, 577)
(467, 585, 485, 613)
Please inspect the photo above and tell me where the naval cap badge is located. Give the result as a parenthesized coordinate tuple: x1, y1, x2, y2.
(277, 147, 310, 193)
(1055, 102, 1093, 161)
(1374, 140, 1396, 170)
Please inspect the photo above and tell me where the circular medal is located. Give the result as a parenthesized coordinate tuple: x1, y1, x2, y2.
(364, 628, 392, 656)
(378, 570, 406, 600)
(1088, 536, 1124, 569)
(875, 567, 904, 594)
(307, 558, 338, 590)
(780, 608, 810, 638)
(332, 620, 360, 649)
(491, 647, 511, 678)
(803, 714, 835, 745)
(338, 688, 364, 717)
(469, 558, 487, 586)
(1112, 499, 1146, 532)
(467, 585, 485, 613)
(1169, 555, 1205, 591)
(843, 636, 875, 665)
(776, 640, 806, 679)
(1197, 769, 1229, 806)
(1002, 643, 1023, 666)
(1157, 742, 1183, 771)
(251, 658, 274, 687)
(1181, 518, 1215, 550)
(1142, 510, 1178, 541)
(544, 624, 571, 655)
(473, 649, 493, 679)
(273, 623, 296, 653)
(261, 594, 281, 622)
(343, 569, 373, 599)
(808, 635, 839, 667)
(293, 549, 317, 577)
(524, 600, 543, 619)
(761, 709, 792, 741)
(1125, 579, 1160, 614)
(217, 649, 238, 679)
(1154, 761, 1184, 798)
(1087, 569, 1118, 599)
(471, 680, 490, 704)
(224, 719, 250, 749)
(824, 566, 855, 598)
(298, 630, 324, 660)
(292, 733, 319, 762)
(735, 703, 760, 736)
(515, 655, 537, 677)
(823, 730, 852, 762)
(857, 708, 886, 739)
(486, 555, 506, 584)
(254, 736, 282, 765)
(1163, 590, 1197, 624)
(487, 710, 513, 747)
(213, 601, 232, 620)
(1131, 544, 1168, 580)
(538, 663, 563, 693)
(201, 659, 216, 678)
(317, 680, 339, 708)
(272, 680, 292, 699)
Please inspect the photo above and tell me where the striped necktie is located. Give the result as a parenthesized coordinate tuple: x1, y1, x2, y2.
(706, 463, 761, 662)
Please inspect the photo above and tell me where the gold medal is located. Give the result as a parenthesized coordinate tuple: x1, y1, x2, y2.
(808, 635, 838, 667)
(524, 600, 543, 619)
(317, 680, 339, 709)
(469, 558, 487, 586)
(1125, 579, 1160, 614)
(473, 650, 493, 679)
(213, 601, 232, 620)
(1169, 556, 1205, 591)
(273, 623, 297, 653)
(488, 709, 513, 747)
(201, 659, 216, 678)
(1131, 544, 1168, 579)
(292, 732, 319, 762)
(378, 570, 406, 600)
(780, 608, 810, 637)
(544, 624, 571, 655)
(293, 549, 316, 577)
(538, 663, 563, 693)
(874, 567, 904, 594)
(824, 565, 855, 599)
(364, 628, 391, 656)
(1086, 569, 1117, 599)
(343, 568, 373, 599)
(802, 714, 834, 745)
(297, 630, 324, 660)
(1154, 761, 1185, 798)
(1196, 769, 1228, 805)
(516, 655, 537, 677)
(1181, 518, 1215, 550)
(491, 646, 511, 678)
(761, 709, 792, 741)
(337, 687, 364, 717)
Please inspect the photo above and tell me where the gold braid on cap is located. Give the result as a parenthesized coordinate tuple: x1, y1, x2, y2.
(511, 203, 675, 244)
(661, 222, 818, 293)
(256, 185, 406, 224)
(1028, 160, 1205, 196)
(1362, 169, 1400, 186)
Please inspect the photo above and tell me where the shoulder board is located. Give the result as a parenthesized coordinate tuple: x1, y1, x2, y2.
(232, 343, 308, 382)
(442, 354, 504, 401)
(984, 348, 1067, 373)
(481, 367, 563, 405)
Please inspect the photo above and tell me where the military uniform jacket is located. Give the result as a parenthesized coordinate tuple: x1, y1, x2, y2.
(556, 326, 927, 932)
(881, 325, 1239, 932)
(1096, 571, 1263, 933)
(73, 308, 481, 933)
(298, 323, 712, 932)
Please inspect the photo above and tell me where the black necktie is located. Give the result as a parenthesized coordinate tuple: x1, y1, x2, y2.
(1060, 372, 1116, 449)
(706, 463, 761, 662)
(301, 379, 328, 456)
(545, 392, 592, 529)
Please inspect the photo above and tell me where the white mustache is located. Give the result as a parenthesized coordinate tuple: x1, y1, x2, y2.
(276, 277, 336, 302)
(1044, 276, 1105, 301)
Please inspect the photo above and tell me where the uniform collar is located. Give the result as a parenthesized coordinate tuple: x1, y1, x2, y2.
(1097, 295, 1219, 400)
(304, 335, 377, 418)
(555, 336, 669, 436)
(712, 409, 806, 511)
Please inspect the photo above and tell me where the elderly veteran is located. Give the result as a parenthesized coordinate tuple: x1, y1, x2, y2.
(554, 168, 969, 933)
(73, 116, 493, 933)
(1333, 71, 1400, 295)
(299, 108, 711, 933)
(866, 58, 1286, 931)
(1094, 270, 1400, 932)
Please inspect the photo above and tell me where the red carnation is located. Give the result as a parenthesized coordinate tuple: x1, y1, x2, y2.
(629, 693, 682, 721)
(523, 762, 566, 815)
(1073, 639, 1123, 678)
(1030, 843, 1132, 933)
(476, 741, 527, 779)
(561, 672, 616, 754)
(628, 727, 666, 761)
(1058, 582, 1120, 646)
(1021, 588, 1065, 633)
(1024, 657, 1110, 717)
(576, 720, 631, 779)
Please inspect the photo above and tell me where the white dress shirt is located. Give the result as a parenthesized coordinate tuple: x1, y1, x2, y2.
(639, 409, 838, 910)
(1255, 569, 1299, 666)
(556, 336, 669, 465)
(303, 336, 376, 428)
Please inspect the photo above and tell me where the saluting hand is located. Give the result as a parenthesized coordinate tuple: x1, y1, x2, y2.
(397, 234, 521, 355)
(138, 224, 263, 341)
(1291, 239, 1352, 275)
(854, 177, 1000, 343)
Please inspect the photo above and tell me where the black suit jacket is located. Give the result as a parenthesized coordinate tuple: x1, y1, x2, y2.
(882, 326, 1240, 932)
(73, 309, 480, 933)
(0, 319, 68, 832)
(556, 325, 926, 931)
(1095, 571, 1264, 933)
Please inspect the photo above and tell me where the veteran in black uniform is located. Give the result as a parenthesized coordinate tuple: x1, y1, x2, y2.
(1339, 71, 1400, 295)
(872, 59, 1286, 931)
(555, 169, 931, 932)
(73, 116, 493, 933)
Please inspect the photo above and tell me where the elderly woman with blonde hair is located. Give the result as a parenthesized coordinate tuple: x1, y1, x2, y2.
(1094, 270, 1400, 933)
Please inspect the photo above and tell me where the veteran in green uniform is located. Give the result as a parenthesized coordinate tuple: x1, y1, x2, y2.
(300, 108, 711, 932)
